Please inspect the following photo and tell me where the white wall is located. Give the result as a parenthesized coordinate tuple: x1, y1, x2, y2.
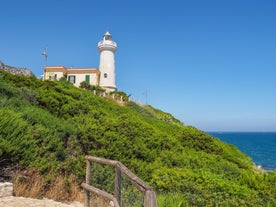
(44, 71, 64, 80)
(99, 50, 116, 89)
(68, 73, 99, 87)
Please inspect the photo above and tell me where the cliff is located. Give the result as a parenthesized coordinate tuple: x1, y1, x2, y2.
(0, 61, 33, 77)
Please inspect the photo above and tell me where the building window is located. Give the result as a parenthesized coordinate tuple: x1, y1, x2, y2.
(104, 73, 108, 78)
(85, 75, 90, 83)
(68, 75, 76, 84)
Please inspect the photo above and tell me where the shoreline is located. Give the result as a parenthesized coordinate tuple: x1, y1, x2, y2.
(208, 132, 276, 173)
(257, 165, 276, 173)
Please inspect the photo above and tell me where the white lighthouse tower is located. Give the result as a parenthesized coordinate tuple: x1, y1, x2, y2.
(98, 32, 117, 92)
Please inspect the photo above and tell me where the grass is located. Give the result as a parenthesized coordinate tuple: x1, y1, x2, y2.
(158, 193, 188, 207)
(12, 168, 187, 207)
(12, 169, 84, 202)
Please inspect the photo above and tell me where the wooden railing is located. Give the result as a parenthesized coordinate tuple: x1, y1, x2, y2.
(81, 156, 157, 207)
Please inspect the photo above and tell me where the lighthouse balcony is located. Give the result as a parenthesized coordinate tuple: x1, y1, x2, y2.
(98, 40, 117, 48)
(98, 41, 117, 52)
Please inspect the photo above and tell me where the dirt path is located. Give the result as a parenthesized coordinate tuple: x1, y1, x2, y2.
(0, 196, 84, 207)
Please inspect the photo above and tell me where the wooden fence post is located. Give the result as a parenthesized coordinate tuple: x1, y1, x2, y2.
(144, 190, 157, 207)
(115, 166, 121, 205)
(85, 159, 91, 207)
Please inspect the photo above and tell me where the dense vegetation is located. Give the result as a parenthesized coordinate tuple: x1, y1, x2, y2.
(0, 70, 276, 206)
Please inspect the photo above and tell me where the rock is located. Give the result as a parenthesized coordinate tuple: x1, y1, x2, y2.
(108, 201, 115, 207)
(0, 60, 33, 76)
(0, 182, 13, 198)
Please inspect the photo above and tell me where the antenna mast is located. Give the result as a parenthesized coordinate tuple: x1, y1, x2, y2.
(42, 45, 48, 66)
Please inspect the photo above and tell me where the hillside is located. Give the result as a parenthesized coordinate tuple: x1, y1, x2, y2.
(0, 70, 276, 206)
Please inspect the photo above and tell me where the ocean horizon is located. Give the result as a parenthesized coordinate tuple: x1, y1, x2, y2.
(207, 132, 276, 171)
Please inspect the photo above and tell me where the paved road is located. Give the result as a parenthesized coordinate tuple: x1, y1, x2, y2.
(0, 196, 84, 207)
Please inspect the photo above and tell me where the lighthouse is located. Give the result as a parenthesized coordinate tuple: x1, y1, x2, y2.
(98, 32, 117, 92)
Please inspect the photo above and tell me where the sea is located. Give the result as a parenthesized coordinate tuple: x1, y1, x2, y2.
(207, 132, 276, 171)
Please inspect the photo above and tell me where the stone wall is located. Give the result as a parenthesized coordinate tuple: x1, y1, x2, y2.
(0, 182, 13, 197)
(0, 61, 33, 76)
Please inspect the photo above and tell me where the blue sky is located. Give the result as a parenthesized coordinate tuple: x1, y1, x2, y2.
(1, 0, 275, 131)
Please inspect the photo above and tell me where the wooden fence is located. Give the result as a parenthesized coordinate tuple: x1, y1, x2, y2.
(81, 156, 157, 207)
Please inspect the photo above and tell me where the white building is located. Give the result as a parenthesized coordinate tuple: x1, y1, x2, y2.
(44, 32, 117, 92)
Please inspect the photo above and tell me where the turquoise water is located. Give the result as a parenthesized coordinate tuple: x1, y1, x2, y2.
(208, 132, 276, 171)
